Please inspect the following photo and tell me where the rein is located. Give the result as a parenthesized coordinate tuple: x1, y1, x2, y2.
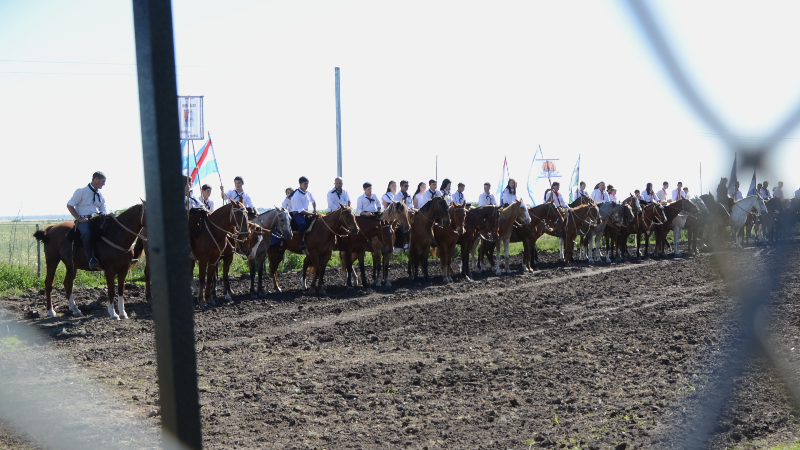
(100, 205, 146, 253)
(318, 210, 353, 238)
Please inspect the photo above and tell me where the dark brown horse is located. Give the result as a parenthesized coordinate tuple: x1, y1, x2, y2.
(408, 197, 450, 283)
(267, 206, 360, 294)
(339, 216, 394, 287)
(218, 222, 271, 301)
(633, 202, 667, 257)
(433, 202, 467, 283)
(33, 203, 147, 320)
(654, 199, 700, 256)
(517, 202, 566, 270)
(458, 205, 499, 280)
(190, 201, 250, 306)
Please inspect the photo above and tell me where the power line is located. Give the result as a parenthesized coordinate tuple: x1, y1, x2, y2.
(0, 58, 272, 69)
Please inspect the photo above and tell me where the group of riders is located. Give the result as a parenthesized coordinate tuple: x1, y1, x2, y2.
(66, 170, 797, 272)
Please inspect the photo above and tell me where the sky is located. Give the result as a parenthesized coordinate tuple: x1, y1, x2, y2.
(2, 0, 800, 217)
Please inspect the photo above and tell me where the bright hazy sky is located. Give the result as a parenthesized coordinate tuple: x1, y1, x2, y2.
(2, 0, 800, 216)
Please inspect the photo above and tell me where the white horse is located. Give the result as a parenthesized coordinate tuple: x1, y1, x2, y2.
(730, 195, 768, 248)
(249, 207, 293, 294)
(586, 202, 619, 263)
(495, 200, 531, 275)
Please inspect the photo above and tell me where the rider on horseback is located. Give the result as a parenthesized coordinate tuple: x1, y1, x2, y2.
(671, 181, 687, 201)
(640, 183, 658, 203)
(575, 181, 589, 200)
(452, 182, 467, 206)
(590, 181, 610, 204)
(224, 176, 256, 216)
(356, 182, 381, 216)
(290, 176, 316, 251)
(478, 182, 497, 206)
(327, 177, 351, 212)
(67, 171, 107, 271)
(657, 181, 670, 202)
(440, 178, 453, 206)
(394, 180, 413, 209)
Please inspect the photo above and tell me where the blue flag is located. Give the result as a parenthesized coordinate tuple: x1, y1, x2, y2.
(527, 146, 543, 206)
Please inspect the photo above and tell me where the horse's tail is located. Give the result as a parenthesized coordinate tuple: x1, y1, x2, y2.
(131, 237, 146, 269)
(33, 228, 48, 244)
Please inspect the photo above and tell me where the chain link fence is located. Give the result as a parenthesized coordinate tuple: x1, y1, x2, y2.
(625, 1, 800, 447)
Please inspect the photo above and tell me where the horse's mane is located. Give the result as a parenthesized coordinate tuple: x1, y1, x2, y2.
(419, 196, 444, 214)
(499, 201, 522, 220)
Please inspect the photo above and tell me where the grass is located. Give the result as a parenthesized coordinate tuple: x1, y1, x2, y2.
(0, 336, 26, 355)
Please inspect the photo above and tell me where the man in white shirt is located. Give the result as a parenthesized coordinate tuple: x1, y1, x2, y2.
(478, 183, 497, 207)
(67, 171, 108, 270)
(773, 181, 785, 199)
(733, 181, 743, 201)
(544, 182, 566, 207)
(289, 176, 316, 251)
(574, 181, 589, 201)
(224, 176, 255, 210)
(200, 184, 215, 212)
(759, 181, 772, 200)
(452, 182, 467, 205)
(356, 182, 381, 215)
(185, 177, 203, 211)
(656, 181, 670, 202)
(394, 180, 414, 209)
(671, 181, 687, 201)
(418, 179, 441, 209)
(327, 177, 350, 212)
(590, 181, 609, 204)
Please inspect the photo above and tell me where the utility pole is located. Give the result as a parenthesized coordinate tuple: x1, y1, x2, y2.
(335, 67, 342, 177)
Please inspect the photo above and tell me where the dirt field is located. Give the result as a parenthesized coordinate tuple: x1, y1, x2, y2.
(1, 242, 799, 449)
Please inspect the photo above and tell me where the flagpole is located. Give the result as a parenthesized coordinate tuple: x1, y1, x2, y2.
(208, 132, 227, 205)
(700, 162, 702, 195)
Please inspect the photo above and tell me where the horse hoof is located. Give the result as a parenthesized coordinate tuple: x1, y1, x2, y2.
(385, 281, 392, 287)
(70, 308, 84, 317)
(46, 308, 56, 318)
(119, 312, 128, 320)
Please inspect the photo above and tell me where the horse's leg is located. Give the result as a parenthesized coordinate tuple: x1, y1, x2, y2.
(62, 263, 80, 318)
(103, 270, 120, 320)
(268, 248, 283, 293)
(318, 253, 331, 295)
(44, 257, 59, 317)
(358, 251, 368, 287)
(422, 247, 431, 283)
(257, 258, 267, 297)
(302, 257, 311, 290)
(223, 253, 233, 302)
(249, 259, 257, 300)
(116, 268, 128, 319)
(197, 260, 207, 306)
(383, 252, 391, 287)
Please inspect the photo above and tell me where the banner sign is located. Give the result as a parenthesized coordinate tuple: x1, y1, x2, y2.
(534, 158, 562, 179)
(178, 96, 204, 140)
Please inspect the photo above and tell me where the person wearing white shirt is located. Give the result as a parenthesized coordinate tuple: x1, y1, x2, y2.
(634, 190, 641, 201)
(574, 181, 589, 201)
(224, 176, 255, 210)
(773, 181, 785, 199)
(289, 176, 316, 250)
(733, 181, 743, 201)
(759, 181, 772, 200)
(478, 182, 497, 207)
(357, 182, 381, 215)
(200, 184, 215, 212)
(439, 179, 454, 206)
(412, 182, 427, 209)
(327, 177, 351, 212)
(394, 180, 414, 209)
(640, 183, 659, 203)
(607, 185, 618, 203)
(590, 181, 610, 204)
(544, 182, 566, 207)
(671, 181, 687, 201)
(683, 187, 689, 198)
(380, 180, 397, 209)
(419, 179, 442, 209)
(67, 171, 108, 270)
(280, 187, 293, 210)
(656, 181, 670, 202)
(452, 182, 467, 205)
(500, 179, 519, 206)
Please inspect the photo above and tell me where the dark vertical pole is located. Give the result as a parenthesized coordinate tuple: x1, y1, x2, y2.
(335, 67, 342, 178)
(131, 1, 202, 449)
(36, 224, 40, 278)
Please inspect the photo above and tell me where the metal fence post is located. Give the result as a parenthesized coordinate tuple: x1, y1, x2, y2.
(131, 0, 202, 448)
(36, 224, 40, 278)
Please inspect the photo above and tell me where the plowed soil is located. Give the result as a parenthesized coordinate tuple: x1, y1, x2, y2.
(2, 242, 799, 449)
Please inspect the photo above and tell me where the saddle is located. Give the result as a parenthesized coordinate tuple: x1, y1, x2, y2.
(69, 214, 110, 248)
(290, 215, 317, 232)
(188, 208, 208, 239)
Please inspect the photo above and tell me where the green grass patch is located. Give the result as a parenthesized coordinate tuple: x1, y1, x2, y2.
(0, 336, 26, 355)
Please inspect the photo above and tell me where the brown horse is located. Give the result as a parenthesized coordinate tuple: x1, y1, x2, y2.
(33, 203, 147, 320)
(560, 204, 600, 265)
(633, 202, 667, 257)
(339, 216, 394, 287)
(371, 201, 411, 286)
(514, 202, 565, 271)
(458, 205, 499, 280)
(190, 201, 250, 306)
(432, 202, 467, 283)
(654, 199, 700, 256)
(408, 197, 450, 283)
(267, 206, 360, 295)
(218, 222, 271, 301)
(494, 199, 531, 275)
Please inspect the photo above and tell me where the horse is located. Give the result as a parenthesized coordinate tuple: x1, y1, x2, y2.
(494, 199, 531, 275)
(585, 202, 626, 263)
(33, 203, 147, 320)
(407, 197, 450, 283)
(557, 204, 600, 265)
(458, 205, 498, 280)
(603, 203, 635, 262)
(246, 208, 293, 298)
(517, 202, 566, 270)
(371, 201, 411, 286)
(762, 198, 785, 242)
(633, 202, 667, 258)
(190, 201, 250, 306)
(432, 202, 467, 283)
(683, 197, 709, 254)
(569, 194, 595, 208)
(610, 195, 641, 260)
(339, 216, 394, 287)
(730, 195, 768, 248)
(267, 206, 360, 294)
(654, 199, 701, 256)
(698, 193, 730, 248)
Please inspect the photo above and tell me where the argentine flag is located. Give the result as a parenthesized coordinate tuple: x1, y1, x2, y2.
(181, 138, 219, 187)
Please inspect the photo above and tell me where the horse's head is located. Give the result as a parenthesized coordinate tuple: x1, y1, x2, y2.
(378, 220, 394, 254)
(692, 197, 709, 215)
(517, 200, 532, 224)
(654, 203, 667, 224)
(276, 208, 293, 241)
(622, 204, 635, 226)
(232, 200, 250, 236)
(681, 198, 700, 216)
(432, 197, 450, 227)
(626, 194, 641, 214)
(387, 201, 411, 232)
(450, 202, 467, 235)
(756, 196, 769, 215)
(339, 206, 360, 235)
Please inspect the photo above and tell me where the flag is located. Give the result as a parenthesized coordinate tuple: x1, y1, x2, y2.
(526, 146, 544, 206)
(497, 156, 510, 197)
(746, 170, 757, 196)
(727, 153, 737, 197)
(568, 155, 580, 203)
(181, 138, 218, 187)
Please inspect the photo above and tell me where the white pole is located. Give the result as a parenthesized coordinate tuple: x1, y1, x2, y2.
(335, 67, 342, 178)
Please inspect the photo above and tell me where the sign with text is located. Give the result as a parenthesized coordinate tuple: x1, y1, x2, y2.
(178, 96, 204, 140)
(535, 158, 562, 179)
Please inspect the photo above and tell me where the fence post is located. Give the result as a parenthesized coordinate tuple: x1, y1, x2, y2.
(36, 224, 41, 278)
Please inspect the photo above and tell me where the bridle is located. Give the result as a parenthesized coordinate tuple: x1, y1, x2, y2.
(416, 199, 449, 229)
(318, 208, 359, 238)
(101, 203, 148, 253)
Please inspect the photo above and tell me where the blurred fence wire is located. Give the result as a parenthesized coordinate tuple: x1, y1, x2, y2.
(624, 0, 800, 448)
